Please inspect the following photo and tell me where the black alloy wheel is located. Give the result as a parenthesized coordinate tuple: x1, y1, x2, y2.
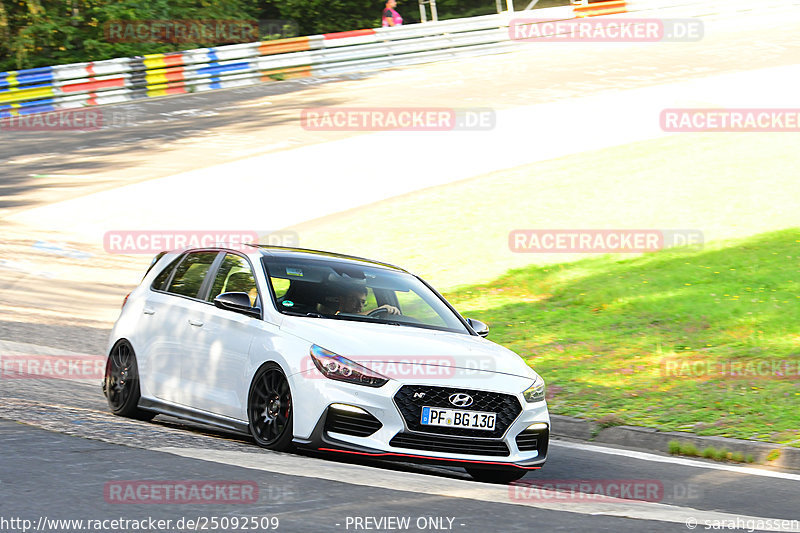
(248, 363, 294, 451)
(104, 340, 154, 421)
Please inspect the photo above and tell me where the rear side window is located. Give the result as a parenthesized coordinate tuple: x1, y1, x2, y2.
(143, 252, 166, 279)
(151, 256, 182, 291)
(166, 252, 219, 298)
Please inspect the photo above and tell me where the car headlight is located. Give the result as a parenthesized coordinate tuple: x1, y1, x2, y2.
(309, 345, 388, 388)
(523, 375, 546, 403)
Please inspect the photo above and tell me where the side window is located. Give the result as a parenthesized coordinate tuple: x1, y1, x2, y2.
(166, 252, 219, 299)
(365, 288, 378, 309)
(143, 252, 167, 279)
(207, 254, 259, 306)
(151, 256, 182, 291)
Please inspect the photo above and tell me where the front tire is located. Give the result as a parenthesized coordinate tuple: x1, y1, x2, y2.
(104, 340, 155, 421)
(465, 467, 527, 484)
(248, 362, 294, 451)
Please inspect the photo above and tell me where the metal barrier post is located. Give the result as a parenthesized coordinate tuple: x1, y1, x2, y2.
(418, 0, 438, 22)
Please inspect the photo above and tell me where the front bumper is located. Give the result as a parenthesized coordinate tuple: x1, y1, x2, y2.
(291, 379, 550, 470)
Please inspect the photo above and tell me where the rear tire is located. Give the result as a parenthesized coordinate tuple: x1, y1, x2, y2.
(104, 340, 155, 421)
(248, 362, 294, 451)
(465, 467, 527, 484)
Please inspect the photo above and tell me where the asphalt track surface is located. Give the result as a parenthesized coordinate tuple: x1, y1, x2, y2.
(2, 6, 800, 533)
(2, 369, 800, 532)
(2, 9, 800, 216)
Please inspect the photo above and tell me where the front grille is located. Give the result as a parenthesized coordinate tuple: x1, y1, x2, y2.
(324, 407, 382, 437)
(515, 427, 549, 456)
(394, 385, 522, 438)
(390, 432, 510, 457)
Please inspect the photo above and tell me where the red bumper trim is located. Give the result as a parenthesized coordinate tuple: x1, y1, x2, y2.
(318, 447, 542, 470)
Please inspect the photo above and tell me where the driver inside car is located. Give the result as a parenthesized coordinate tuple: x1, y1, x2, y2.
(338, 286, 400, 316)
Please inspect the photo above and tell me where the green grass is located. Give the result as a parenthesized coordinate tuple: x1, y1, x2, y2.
(670, 441, 753, 463)
(669, 440, 700, 457)
(292, 131, 800, 293)
(445, 229, 800, 447)
(767, 449, 781, 462)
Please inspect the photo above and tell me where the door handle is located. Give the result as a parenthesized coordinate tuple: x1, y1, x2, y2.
(188, 319, 204, 327)
(143, 307, 155, 315)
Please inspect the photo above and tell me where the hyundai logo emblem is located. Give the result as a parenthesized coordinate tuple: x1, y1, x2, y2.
(448, 393, 473, 407)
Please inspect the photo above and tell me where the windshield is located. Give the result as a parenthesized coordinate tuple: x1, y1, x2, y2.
(262, 255, 469, 334)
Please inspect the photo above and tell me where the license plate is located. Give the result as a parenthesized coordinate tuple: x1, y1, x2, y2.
(420, 406, 496, 430)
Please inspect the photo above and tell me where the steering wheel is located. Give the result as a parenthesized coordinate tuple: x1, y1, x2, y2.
(367, 307, 390, 318)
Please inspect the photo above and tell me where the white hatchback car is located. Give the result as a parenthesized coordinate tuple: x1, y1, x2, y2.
(104, 246, 549, 482)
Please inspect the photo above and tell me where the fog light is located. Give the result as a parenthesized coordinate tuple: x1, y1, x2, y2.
(330, 403, 368, 414)
(526, 422, 549, 431)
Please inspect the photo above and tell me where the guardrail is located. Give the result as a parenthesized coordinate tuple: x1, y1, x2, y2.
(0, 12, 535, 119)
(1, 0, 796, 118)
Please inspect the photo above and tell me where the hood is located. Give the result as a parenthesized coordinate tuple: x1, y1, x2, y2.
(280, 316, 538, 381)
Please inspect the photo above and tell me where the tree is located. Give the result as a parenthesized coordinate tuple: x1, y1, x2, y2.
(0, 0, 503, 71)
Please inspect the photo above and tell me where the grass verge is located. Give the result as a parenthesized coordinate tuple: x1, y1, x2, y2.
(668, 441, 755, 463)
(445, 229, 800, 447)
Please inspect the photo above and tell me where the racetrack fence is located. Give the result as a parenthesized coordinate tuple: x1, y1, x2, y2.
(1, 0, 794, 118)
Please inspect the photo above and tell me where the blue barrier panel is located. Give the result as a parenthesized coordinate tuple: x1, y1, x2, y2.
(195, 61, 250, 77)
(0, 72, 15, 92)
(17, 97, 57, 109)
(0, 66, 55, 89)
(18, 103, 57, 115)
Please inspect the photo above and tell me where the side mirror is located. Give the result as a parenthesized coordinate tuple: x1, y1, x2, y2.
(466, 318, 489, 337)
(214, 292, 261, 318)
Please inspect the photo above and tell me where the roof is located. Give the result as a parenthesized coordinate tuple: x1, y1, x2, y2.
(254, 245, 407, 273)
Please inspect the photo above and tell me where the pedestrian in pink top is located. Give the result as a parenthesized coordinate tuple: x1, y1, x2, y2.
(382, 0, 403, 27)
